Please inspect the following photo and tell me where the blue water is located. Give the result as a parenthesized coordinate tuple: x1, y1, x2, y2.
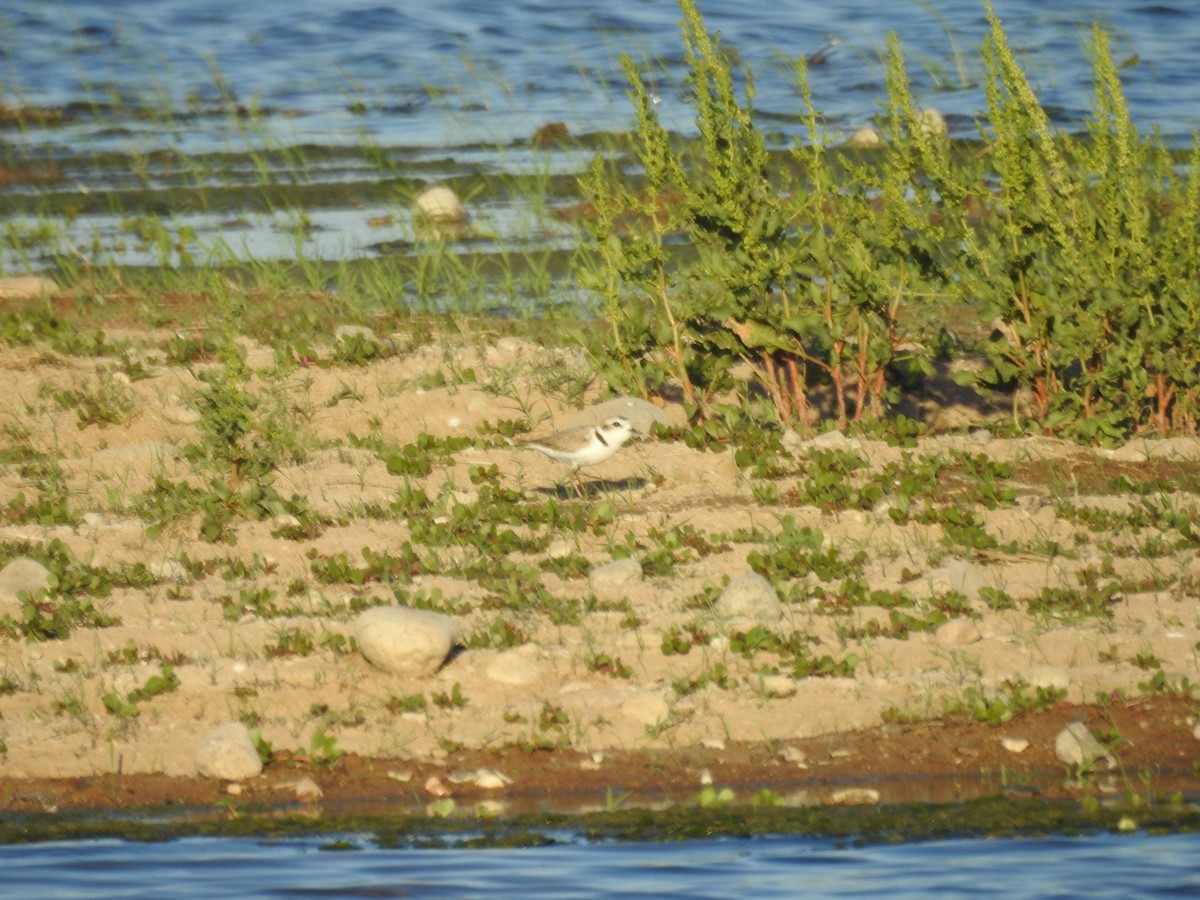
(3, 1, 1199, 273)
(3, 831, 1199, 898)
(2, 0, 1199, 152)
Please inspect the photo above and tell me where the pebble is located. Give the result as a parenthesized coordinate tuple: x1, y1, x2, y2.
(472, 768, 512, 790)
(1023, 665, 1071, 692)
(936, 618, 982, 647)
(0, 275, 58, 300)
(1055, 721, 1111, 770)
(778, 746, 809, 768)
(842, 127, 882, 148)
(148, 558, 190, 583)
(354, 606, 461, 677)
(715, 572, 783, 625)
(827, 787, 880, 805)
(759, 674, 797, 698)
(333, 324, 378, 343)
(1001, 737, 1030, 754)
(162, 402, 201, 426)
(620, 692, 671, 727)
(415, 185, 468, 225)
(589, 557, 643, 601)
(294, 776, 323, 803)
(485, 645, 543, 686)
(0, 558, 53, 612)
(919, 558, 990, 602)
(194, 722, 263, 781)
(918, 107, 947, 136)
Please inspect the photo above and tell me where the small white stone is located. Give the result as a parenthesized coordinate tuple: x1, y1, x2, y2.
(842, 128, 881, 148)
(194, 722, 263, 781)
(778, 746, 809, 768)
(1001, 736, 1029, 754)
(415, 185, 468, 224)
(828, 788, 880, 805)
(295, 776, 323, 803)
(760, 675, 797, 698)
(474, 768, 512, 790)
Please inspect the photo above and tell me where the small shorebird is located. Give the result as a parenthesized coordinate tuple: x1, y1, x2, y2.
(514, 416, 635, 495)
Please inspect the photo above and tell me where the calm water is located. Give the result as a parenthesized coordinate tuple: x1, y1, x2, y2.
(3, 831, 1199, 898)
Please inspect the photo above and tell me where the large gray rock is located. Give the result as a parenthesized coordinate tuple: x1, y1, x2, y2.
(355, 606, 461, 677)
(194, 722, 263, 781)
(715, 572, 783, 625)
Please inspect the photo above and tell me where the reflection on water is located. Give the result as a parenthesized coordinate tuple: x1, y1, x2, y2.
(3, 831, 1198, 899)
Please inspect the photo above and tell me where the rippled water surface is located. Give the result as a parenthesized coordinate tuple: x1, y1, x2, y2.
(3, 1, 1199, 273)
(4, 831, 1200, 899)
(4, 0, 1199, 150)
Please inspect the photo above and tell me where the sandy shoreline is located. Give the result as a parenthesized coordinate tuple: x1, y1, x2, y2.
(2, 321, 1199, 812)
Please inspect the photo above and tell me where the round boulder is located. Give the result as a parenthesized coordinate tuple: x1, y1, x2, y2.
(354, 606, 461, 677)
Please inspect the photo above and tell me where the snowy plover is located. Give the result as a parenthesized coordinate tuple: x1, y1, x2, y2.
(514, 416, 635, 494)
